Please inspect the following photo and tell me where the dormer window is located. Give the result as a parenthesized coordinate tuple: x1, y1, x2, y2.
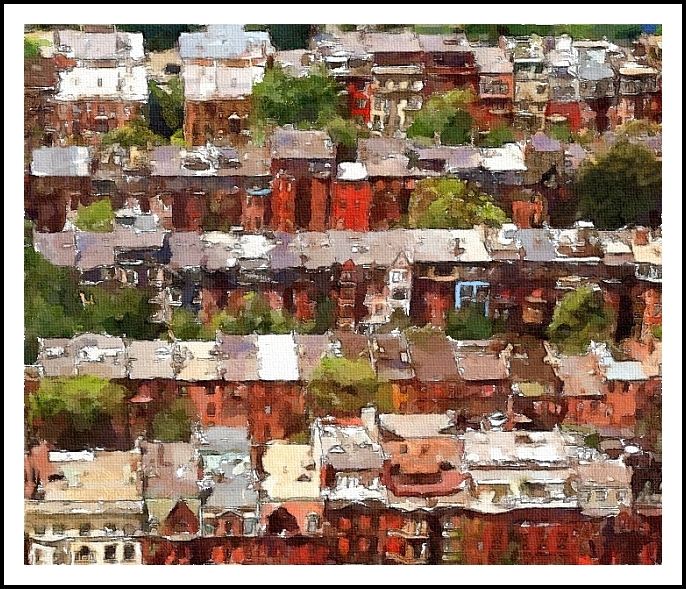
(97, 78, 103, 87)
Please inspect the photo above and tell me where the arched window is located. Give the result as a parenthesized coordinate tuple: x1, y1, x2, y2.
(76, 546, 92, 562)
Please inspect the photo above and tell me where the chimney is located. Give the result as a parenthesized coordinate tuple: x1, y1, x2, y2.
(361, 407, 378, 441)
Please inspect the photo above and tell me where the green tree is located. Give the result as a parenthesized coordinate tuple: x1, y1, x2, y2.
(73, 199, 115, 232)
(251, 63, 343, 128)
(446, 302, 493, 340)
(409, 177, 509, 229)
(80, 283, 166, 340)
(148, 77, 185, 138)
(115, 25, 204, 52)
(24, 248, 83, 364)
(27, 376, 127, 448)
(24, 37, 48, 58)
(407, 89, 476, 144)
(244, 25, 313, 50)
(151, 399, 195, 442)
(576, 141, 662, 229)
(548, 123, 571, 142)
(326, 116, 359, 161)
(377, 309, 412, 334)
(547, 286, 616, 353)
(483, 126, 515, 148)
(101, 118, 167, 149)
(309, 357, 391, 415)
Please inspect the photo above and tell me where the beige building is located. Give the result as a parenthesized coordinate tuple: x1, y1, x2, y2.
(25, 449, 145, 565)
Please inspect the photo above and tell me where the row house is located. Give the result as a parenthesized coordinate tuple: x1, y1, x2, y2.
(53, 63, 148, 137)
(418, 33, 479, 97)
(148, 144, 272, 232)
(471, 46, 515, 130)
(182, 65, 264, 146)
(270, 128, 336, 232)
(25, 448, 145, 565)
(33, 224, 171, 293)
(24, 55, 58, 152)
(614, 65, 661, 126)
(179, 25, 274, 146)
(27, 146, 93, 232)
(546, 341, 660, 438)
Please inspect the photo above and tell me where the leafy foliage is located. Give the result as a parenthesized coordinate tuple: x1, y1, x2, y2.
(244, 24, 312, 50)
(309, 357, 392, 415)
(24, 249, 165, 363)
(73, 199, 115, 232)
(151, 399, 195, 443)
(100, 118, 167, 149)
(24, 37, 48, 58)
(615, 120, 661, 138)
(407, 89, 476, 145)
(409, 178, 509, 229)
(251, 63, 343, 128)
(547, 286, 616, 353)
(483, 126, 515, 148)
(115, 25, 204, 52)
(463, 24, 648, 43)
(548, 123, 571, 142)
(148, 77, 185, 138)
(446, 302, 493, 340)
(576, 142, 662, 229)
(27, 376, 127, 448)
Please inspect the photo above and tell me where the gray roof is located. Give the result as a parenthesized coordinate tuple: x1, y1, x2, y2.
(199, 426, 250, 455)
(517, 228, 558, 262)
(418, 34, 472, 53)
(472, 46, 513, 74)
(33, 232, 78, 266)
(577, 60, 614, 81)
(149, 145, 271, 178)
(216, 334, 260, 382)
(31, 146, 91, 177)
(530, 132, 562, 152)
(270, 128, 335, 160)
(38, 334, 127, 379)
(179, 25, 273, 60)
(319, 422, 385, 471)
(127, 340, 176, 380)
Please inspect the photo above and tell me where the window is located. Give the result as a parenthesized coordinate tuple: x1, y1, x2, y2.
(179, 386, 188, 397)
(392, 289, 407, 301)
(206, 402, 216, 418)
(123, 544, 136, 561)
(594, 489, 608, 502)
(390, 270, 406, 283)
(34, 525, 46, 536)
(52, 523, 65, 535)
(80, 524, 91, 537)
(206, 386, 215, 396)
(265, 405, 271, 415)
(34, 549, 43, 564)
(306, 513, 320, 533)
(400, 444, 408, 454)
(104, 545, 117, 562)
(76, 546, 92, 562)
(356, 99, 367, 109)
(97, 78, 103, 87)
(104, 524, 117, 536)
(243, 517, 257, 536)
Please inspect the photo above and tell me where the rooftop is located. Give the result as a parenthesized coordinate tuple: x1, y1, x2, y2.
(179, 25, 274, 61)
(378, 413, 455, 439)
(31, 146, 90, 177)
(270, 128, 335, 160)
(256, 334, 300, 381)
(261, 443, 321, 501)
(55, 66, 148, 101)
(463, 429, 570, 468)
(54, 29, 144, 62)
(183, 64, 264, 100)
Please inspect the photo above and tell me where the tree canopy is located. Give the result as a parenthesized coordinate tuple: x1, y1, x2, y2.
(547, 286, 616, 354)
(251, 63, 344, 128)
(446, 302, 494, 340)
(147, 77, 185, 138)
(408, 177, 509, 229)
(27, 376, 128, 449)
(308, 357, 393, 415)
(407, 89, 476, 145)
(24, 248, 165, 363)
(100, 117, 167, 149)
(576, 141, 662, 229)
(151, 399, 195, 443)
(73, 199, 115, 232)
(244, 25, 312, 50)
(115, 25, 204, 52)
